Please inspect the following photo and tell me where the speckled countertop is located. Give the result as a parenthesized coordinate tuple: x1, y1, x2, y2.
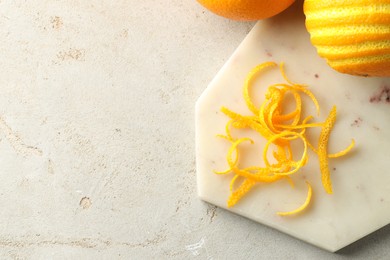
(0, 0, 389, 259)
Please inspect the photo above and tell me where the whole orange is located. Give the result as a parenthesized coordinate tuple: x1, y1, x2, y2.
(197, 0, 295, 21)
(304, 0, 390, 77)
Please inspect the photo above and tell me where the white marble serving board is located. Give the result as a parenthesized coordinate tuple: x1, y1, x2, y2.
(196, 3, 390, 252)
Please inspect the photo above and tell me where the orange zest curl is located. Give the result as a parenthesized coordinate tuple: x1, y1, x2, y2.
(215, 61, 355, 216)
(277, 181, 313, 216)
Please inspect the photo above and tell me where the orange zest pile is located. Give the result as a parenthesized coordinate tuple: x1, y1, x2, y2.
(215, 61, 355, 216)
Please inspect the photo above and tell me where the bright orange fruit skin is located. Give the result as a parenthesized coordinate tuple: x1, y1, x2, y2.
(304, 0, 390, 77)
(197, 0, 295, 21)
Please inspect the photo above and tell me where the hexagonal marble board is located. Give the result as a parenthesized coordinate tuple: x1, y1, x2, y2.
(195, 3, 390, 252)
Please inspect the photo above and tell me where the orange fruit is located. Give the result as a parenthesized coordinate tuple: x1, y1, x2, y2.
(197, 0, 295, 21)
(304, 0, 390, 77)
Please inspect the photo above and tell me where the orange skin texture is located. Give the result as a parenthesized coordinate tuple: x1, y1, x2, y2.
(304, 0, 390, 77)
(197, 0, 295, 21)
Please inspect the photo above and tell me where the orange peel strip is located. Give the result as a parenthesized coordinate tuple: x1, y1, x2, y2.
(309, 139, 355, 159)
(277, 181, 313, 216)
(275, 122, 323, 129)
(270, 83, 320, 116)
(215, 119, 238, 141)
(262, 131, 308, 175)
(290, 91, 302, 126)
(279, 62, 303, 86)
(223, 120, 235, 141)
(243, 61, 278, 115)
(227, 138, 254, 169)
(227, 178, 257, 208)
(275, 116, 314, 141)
(273, 109, 300, 124)
(230, 138, 253, 171)
(267, 87, 302, 127)
(221, 106, 272, 138)
(213, 168, 234, 175)
(318, 106, 337, 194)
(328, 139, 355, 158)
(292, 86, 320, 116)
(270, 90, 302, 128)
(230, 174, 240, 192)
(232, 167, 285, 183)
(214, 137, 253, 175)
(267, 103, 279, 131)
(221, 106, 290, 146)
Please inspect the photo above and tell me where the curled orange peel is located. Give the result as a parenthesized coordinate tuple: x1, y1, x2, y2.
(215, 61, 355, 215)
(277, 181, 313, 216)
(214, 137, 253, 175)
(262, 131, 308, 176)
(221, 106, 274, 140)
(243, 61, 278, 115)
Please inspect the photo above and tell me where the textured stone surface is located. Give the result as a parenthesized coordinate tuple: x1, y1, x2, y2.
(0, 0, 389, 259)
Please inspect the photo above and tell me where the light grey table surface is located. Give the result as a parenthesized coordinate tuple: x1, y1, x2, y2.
(0, 0, 389, 259)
